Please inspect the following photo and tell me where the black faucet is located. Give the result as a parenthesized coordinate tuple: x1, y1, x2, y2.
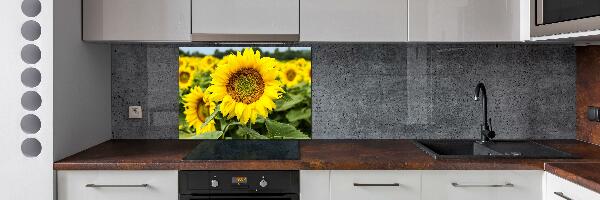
(474, 83, 495, 143)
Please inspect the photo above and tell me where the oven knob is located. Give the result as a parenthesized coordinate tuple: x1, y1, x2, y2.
(210, 179, 219, 188)
(259, 179, 268, 188)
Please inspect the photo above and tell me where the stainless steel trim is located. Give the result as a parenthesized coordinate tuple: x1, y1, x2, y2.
(553, 192, 573, 200)
(451, 182, 514, 188)
(353, 183, 400, 187)
(191, 33, 299, 42)
(536, 0, 543, 25)
(85, 184, 149, 188)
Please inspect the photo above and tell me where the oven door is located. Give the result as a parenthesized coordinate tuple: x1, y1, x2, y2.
(181, 194, 299, 200)
(533, 0, 600, 37)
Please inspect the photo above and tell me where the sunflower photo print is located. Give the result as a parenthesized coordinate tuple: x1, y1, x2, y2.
(178, 47, 312, 139)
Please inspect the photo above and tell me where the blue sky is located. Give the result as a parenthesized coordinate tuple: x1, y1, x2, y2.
(179, 47, 310, 55)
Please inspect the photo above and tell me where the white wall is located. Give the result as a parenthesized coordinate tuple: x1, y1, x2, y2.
(53, 0, 111, 161)
(0, 0, 54, 199)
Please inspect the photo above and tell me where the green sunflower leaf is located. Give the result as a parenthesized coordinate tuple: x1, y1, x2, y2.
(192, 131, 224, 139)
(196, 103, 220, 130)
(265, 120, 310, 139)
(275, 94, 305, 111)
(236, 126, 268, 139)
(285, 108, 312, 122)
(179, 131, 223, 139)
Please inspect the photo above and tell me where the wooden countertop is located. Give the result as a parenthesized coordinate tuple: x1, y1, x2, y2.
(54, 139, 600, 170)
(545, 162, 600, 194)
(54, 139, 600, 194)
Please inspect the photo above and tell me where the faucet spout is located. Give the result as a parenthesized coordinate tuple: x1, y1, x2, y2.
(474, 83, 495, 142)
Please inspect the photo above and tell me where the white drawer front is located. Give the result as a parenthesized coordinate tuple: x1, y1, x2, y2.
(422, 170, 543, 200)
(546, 172, 600, 200)
(330, 170, 421, 200)
(300, 170, 330, 200)
(57, 170, 178, 200)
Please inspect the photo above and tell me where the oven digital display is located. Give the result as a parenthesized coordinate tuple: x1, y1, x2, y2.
(232, 177, 248, 185)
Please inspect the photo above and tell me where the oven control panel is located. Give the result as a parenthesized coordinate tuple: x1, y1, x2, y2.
(179, 170, 299, 195)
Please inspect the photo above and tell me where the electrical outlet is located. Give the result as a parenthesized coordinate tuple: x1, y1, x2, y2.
(129, 106, 143, 119)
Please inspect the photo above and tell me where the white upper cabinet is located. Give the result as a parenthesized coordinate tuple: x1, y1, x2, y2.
(300, 0, 408, 42)
(191, 0, 299, 41)
(82, 0, 191, 41)
(409, 0, 530, 42)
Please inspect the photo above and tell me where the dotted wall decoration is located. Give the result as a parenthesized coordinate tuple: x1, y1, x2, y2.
(21, 68, 41, 87)
(20, 0, 42, 158)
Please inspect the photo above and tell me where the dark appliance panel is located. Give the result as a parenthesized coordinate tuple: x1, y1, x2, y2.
(179, 171, 299, 200)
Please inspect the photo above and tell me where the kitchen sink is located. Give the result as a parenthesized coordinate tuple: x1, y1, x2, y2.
(413, 140, 576, 159)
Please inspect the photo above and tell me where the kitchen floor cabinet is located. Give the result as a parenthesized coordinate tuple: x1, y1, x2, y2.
(545, 172, 600, 200)
(57, 170, 178, 200)
(300, 170, 552, 200)
(422, 170, 543, 200)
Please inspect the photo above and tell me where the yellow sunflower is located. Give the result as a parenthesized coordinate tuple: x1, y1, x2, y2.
(293, 58, 309, 68)
(302, 62, 312, 84)
(217, 54, 235, 70)
(279, 63, 303, 88)
(179, 57, 189, 68)
(200, 56, 220, 72)
(184, 57, 201, 73)
(183, 86, 216, 134)
(206, 48, 283, 125)
(179, 67, 194, 90)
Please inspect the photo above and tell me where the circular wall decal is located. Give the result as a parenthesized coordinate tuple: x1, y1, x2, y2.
(21, 0, 41, 17)
(21, 44, 41, 64)
(21, 114, 41, 134)
(21, 91, 42, 111)
(21, 20, 41, 41)
(21, 68, 41, 88)
(21, 138, 42, 157)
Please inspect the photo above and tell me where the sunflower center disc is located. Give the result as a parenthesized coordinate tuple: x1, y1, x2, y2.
(286, 69, 297, 81)
(196, 99, 209, 122)
(227, 68, 265, 104)
(180, 72, 190, 83)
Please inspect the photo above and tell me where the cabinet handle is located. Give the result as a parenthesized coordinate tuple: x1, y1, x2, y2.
(353, 183, 400, 187)
(451, 182, 514, 188)
(85, 184, 149, 188)
(553, 192, 573, 200)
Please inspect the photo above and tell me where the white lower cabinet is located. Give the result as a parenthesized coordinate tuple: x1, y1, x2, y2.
(57, 170, 178, 200)
(330, 170, 421, 200)
(300, 170, 331, 200)
(422, 170, 543, 200)
(545, 172, 600, 200)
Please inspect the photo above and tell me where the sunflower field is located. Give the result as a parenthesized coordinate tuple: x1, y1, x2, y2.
(178, 47, 312, 139)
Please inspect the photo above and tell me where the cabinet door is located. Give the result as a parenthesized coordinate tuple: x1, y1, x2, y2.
(422, 170, 543, 200)
(300, 0, 408, 42)
(191, 0, 299, 41)
(82, 0, 191, 41)
(57, 170, 178, 200)
(330, 170, 420, 200)
(300, 170, 330, 200)
(546, 172, 600, 200)
(409, 0, 529, 42)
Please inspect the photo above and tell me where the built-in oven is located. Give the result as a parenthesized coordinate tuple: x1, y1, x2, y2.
(179, 171, 299, 200)
(532, 0, 600, 37)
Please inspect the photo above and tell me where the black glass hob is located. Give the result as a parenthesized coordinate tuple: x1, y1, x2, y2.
(183, 140, 300, 160)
